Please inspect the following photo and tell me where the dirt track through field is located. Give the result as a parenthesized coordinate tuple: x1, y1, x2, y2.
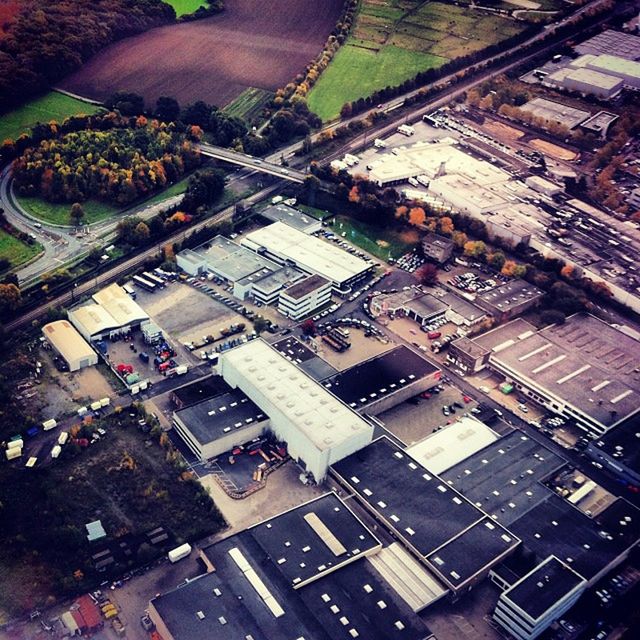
(59, 0, 343, 107)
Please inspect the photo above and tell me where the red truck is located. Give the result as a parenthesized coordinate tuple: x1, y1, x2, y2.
(427, 331, 441, 340)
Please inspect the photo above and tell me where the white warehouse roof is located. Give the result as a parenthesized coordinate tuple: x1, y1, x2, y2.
(241, 222, 370, 286)
(218, 339, 373, 452)
(42, 320, 97, 370)
(92, 283, 149, 326)
(406, 417, 499, 475)
(68, 304, 119, 339)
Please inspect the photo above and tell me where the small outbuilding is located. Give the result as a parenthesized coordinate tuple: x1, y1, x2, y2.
(42, 320, 98, 372)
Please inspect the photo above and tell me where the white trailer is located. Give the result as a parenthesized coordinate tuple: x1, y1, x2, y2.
(90, 401, 102, 411)
(100, 397, 111, 408)
(58, 432, 69, 446)
(175, 365, 188, 376)
(397, 124, 415, 136)
(374, 138, 387, 148)
(50, 445, 62, 459)
(6, 448, 21, 461)
(7, 439, 23, 450)
(43, 419, 57, 431)
(168, 543, 192, 563)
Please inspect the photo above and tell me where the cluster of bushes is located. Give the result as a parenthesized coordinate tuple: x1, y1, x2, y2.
(0, 0, 176, 112)
(178, 0, 224, 22)
(12, 116, 200, 206)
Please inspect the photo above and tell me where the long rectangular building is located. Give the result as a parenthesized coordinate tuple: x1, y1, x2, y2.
(216, 339, 374, 482)
(241, 222, 373, 294)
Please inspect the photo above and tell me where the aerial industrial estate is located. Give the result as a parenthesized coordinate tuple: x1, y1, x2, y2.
(1, 1, 640, 640)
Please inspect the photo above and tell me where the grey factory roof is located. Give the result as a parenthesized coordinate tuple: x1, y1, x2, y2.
(476, 279, 544, 316)
(575, 29, 640, 61)
(449, 336, 490, 360)
(509, 494, 640, 581)
(271, 337, 338, 381)
(404, 293, 448, 320)
(489, 314, 640, 429)
(331, 437, 519, 589)
(173, 390, 267, 445)
(248, 266, 305, 295)
(504, 556, 585, 621)
(282, 274, 331, 300)
(472, 318, 537, 351)
(442, 431, 567, 526)
(323, 346, 440, 409)
(519, 97, 590, 130)
(171, 375, 232, 408)
(199, 235, 279, 282)
(260, 203, 322, 233)
(440, 291, 486, 323)
(244, 492, 381, 586)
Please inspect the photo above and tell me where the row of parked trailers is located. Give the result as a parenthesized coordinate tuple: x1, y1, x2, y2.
(130, 269, 176, 294)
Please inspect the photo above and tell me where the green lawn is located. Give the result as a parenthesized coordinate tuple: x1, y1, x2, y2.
(141, 176, 191, 206)
(332, 215, 419, 261)
(223, 87, 273, 122)
(0, 92, 101, 142)
(0, 230, 42, 269)
(17, 196, 120, 226)
(308, 44, 446, 121)
(308, 0, 526, 121)
(164, 0, 208, 17)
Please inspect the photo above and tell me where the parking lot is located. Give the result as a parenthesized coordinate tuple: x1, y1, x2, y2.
(312, 327, 394, 371)
(379, 382, 480, 446)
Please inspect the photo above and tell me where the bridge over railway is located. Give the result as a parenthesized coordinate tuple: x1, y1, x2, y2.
(198, 143, 308, 183)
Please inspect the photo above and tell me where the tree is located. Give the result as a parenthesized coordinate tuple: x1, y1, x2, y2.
(301, 319, 316, 336)
(540, 309, 566, 326)
(155, 96, 180, 122)
(416, 263, 438, 286)
(106, 91, 144, 116)
(451, 230, 468, 249)
(408, 207, 426, 226)
(253, 317, 270, 334)
(133, 222, 150, 244)
(69, 202, 85, 226)
(438, 216, 454, 235)
(463, 240, 486, 258)
(486, 250, 506, 271)
(0, 283, 21, 313)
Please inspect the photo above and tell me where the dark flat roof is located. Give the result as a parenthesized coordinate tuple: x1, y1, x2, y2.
(442, 431, 566, 526)
(246, 493, 380, 587)
(171, 375, 232, 408)
(509, 494, 640, 581)
(450, 336, 490, 359)
(332, 437, 504, 584)
(324, 346, 440, 409)
(441, 291, 486, 322)
(505, 556, 584, 620)
(272, 337, 338, 381)
(404, 294, 448, 320)
(174, 390, 267, 445)
(299, 558, 433, 640)
(283, 274, 331, 300)
(261, 203, 321, 232)
(591, 412, 640, 474)
(426, 517, 518, 588)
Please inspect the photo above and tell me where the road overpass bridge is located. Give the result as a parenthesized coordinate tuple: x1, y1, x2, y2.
(198, 144, 307, 183)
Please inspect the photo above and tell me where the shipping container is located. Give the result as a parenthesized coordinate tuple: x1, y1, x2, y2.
(100, 397, 110, 407)
(7, 438, 23, 450)
(168, 543, 192, 563)
(50, 445, 62, 459)
(5, 448, 22, 461)
(42, 419, 57, 431)
(90, 401, 102, 411)
(58, 432, 69, 446)
(25, 457, 37, 468)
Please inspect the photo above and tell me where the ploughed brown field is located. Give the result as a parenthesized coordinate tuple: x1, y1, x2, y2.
(59, 0, 343, 107)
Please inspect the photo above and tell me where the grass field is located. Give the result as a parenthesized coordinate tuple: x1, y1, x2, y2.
(0, 230, 42, 269)
(332, 215, 419, 260)
(308, 0, 526, 121)
(17, 196, 120, 226)
(164, 0, 208, 17)
(0, 92, 101, 142)
(223, 87, 273, 122)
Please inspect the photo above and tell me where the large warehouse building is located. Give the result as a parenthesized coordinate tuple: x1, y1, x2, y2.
(42, 320, 98, 372)
(215, 339, 374, 482)
(448, 314, 640, 435)
(241, 221, 374, 294)
(68, 283, 149, 341)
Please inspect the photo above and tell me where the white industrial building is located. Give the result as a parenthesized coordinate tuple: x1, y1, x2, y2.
(69, 284, 149, 341)
(583, 53, 640, 89)
(241, 222, 373, 294)
(42, 320, 98, 372)
(278, 274, 332, 320)
(215, 339, 374, 482)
